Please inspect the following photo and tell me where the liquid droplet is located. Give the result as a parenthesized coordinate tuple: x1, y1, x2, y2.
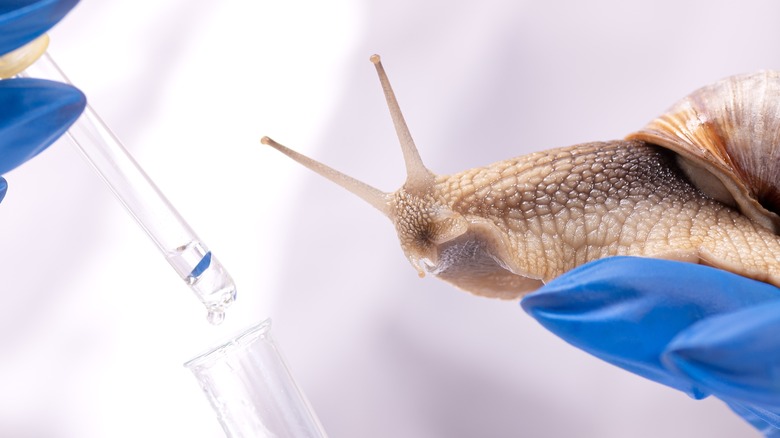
(207, 309, 225, 325)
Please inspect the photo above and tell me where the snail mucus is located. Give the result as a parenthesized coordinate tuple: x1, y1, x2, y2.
(262, 55, 780, 300)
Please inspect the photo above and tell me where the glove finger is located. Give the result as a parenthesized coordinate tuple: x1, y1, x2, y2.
(521, 256, 780, 398)
(0, 78, 85, 175)
(664, 300, 780, 408)
(0, 177, 6, 203)
(0, 0, 79, 56)
(727, 401, 780, 435)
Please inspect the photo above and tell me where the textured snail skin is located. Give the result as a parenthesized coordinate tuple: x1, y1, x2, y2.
(265, 60, 780, 300)
(393, 139, 780, 299)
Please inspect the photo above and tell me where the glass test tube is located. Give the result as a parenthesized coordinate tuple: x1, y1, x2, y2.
(21, 53, 237, 324)
(185, 319, 328, 438)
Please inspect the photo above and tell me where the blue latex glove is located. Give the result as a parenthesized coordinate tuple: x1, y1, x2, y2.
(0, 0, 85, 203)
(522, 256, 780, 436)
(0, 0, 79, 55)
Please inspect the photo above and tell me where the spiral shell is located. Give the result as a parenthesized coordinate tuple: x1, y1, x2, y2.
(628, 71, 780, 232)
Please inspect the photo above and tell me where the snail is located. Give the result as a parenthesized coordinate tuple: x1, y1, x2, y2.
(262, 55, 780, 300)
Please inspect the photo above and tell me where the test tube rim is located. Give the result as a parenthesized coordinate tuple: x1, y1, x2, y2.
(183, 318, 273, 370)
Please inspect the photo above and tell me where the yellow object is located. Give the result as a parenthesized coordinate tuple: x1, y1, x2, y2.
(0, 34, 49, 79)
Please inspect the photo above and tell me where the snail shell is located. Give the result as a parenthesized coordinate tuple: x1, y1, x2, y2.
(263, 57, 780, 299)
(628, 71, 780, 232)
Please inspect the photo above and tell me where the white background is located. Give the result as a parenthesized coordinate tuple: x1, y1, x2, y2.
(1, 0, 778, 436)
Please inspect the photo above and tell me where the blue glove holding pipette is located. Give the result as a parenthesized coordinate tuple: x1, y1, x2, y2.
(0, 0, 85, 203)
(522, 256, 780, 436)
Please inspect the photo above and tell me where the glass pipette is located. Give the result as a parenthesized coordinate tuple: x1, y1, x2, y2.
(20, 51, 237, 324)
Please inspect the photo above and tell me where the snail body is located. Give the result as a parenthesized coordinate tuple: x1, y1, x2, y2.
(262, 56, 780, 299)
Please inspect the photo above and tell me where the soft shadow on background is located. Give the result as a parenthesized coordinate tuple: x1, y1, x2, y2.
(0, 0, 777, 436)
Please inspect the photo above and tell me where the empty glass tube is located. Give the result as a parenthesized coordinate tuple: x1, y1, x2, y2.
(20, 52, 237, 324)
(185, 319, 328, 438)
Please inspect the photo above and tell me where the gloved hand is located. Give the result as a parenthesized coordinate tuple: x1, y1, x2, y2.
(0, 0, 85, 203)
(522, 256, 780, 436)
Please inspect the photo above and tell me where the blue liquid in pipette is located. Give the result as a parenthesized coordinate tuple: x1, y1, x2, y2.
(190, 251, 212, 278)
(167, 242, 236, 325)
